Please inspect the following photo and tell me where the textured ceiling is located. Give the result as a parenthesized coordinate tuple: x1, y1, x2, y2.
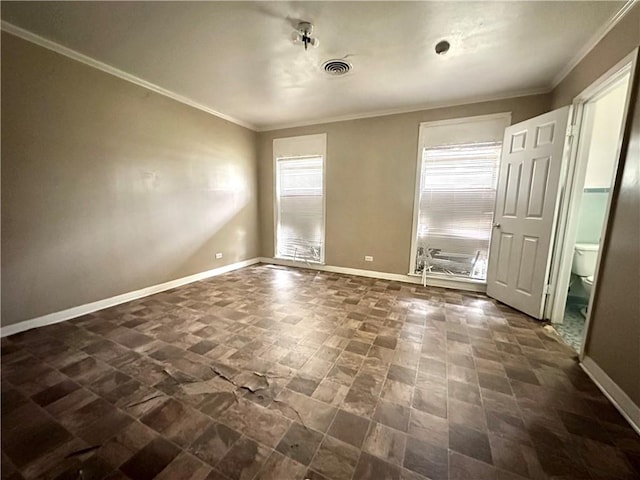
(1, 1, 627, 130)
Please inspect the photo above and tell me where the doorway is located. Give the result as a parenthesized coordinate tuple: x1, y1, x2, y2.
(548, 54, 635, 353)
(484, 49, 637, 338)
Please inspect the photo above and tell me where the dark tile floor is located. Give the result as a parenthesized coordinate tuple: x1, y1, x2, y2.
(554, 299, 587, 353)
(2, 264, 639, 480)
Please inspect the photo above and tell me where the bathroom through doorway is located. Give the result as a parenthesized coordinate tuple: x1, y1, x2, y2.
(547, 52, 636, 354)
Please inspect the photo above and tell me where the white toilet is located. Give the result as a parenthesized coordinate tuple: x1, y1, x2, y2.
(572, 242, 599, 295)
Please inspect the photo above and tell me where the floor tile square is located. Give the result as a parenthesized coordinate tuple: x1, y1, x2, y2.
(327, 409, 370, 449)
(353, 451, 401, 480)
(449, 424, 493, 465)
(310, 436, 360, 480)
(403, 436, 448, 479)
(119, 437, 181, 480)
(276, 422, 324, 466)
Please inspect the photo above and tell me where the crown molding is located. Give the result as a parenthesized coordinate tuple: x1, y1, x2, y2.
(3, 19, 545, 136)
(4, 0, 633, 135)
(1, 21, 258, 131)
(256, 87, 551, 132)
(551, 0, 638, 89)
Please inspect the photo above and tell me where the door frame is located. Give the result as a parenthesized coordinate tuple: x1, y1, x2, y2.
(545, 49, 638, 358)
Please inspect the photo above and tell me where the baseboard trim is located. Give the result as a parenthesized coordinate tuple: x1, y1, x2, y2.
(258, 257, 487, 293)
(580, 355, 640, 435)
(1, 258, 260, 338)
(2, 256, 487, 338)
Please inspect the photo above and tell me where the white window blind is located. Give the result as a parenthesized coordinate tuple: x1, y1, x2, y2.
(276, 156, 324, 262)
(414, 142, 502, 280)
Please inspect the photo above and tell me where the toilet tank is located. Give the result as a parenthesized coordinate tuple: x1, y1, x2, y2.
(572, 243, 599, 277)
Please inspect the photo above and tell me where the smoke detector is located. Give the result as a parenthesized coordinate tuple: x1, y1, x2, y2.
(322, 59, 352, 76)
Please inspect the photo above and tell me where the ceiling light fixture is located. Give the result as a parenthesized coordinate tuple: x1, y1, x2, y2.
(291, 21, 319, 50)
(435, 40, 451, 55)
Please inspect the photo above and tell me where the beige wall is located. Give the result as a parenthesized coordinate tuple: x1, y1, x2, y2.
(552, 4, 640, 108)
(258, 94, 551, 274)
(583, 57, 640, 404)
(584, 81, 629, 189)
(1, 33, 259, 327)
(551, 4, 639, 407)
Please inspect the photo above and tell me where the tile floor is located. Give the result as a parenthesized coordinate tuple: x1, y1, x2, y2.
(554, 299, 587, 353)
(2, 264, 639, 480)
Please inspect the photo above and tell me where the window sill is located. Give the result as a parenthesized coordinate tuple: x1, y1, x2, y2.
(275, 256, 324, 265)
(407, 272, 487, 286)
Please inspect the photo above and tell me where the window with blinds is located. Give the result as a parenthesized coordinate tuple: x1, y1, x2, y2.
(275, 156, 324, 263)
(413, 142, 502, 279)
(410, 114, 509, 281)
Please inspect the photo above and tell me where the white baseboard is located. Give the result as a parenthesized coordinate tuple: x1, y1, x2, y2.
(1, 258, 260, 338)
(258, 257, 487, 293)
(581, 355, 640, 435)
(2, 256, 486, 338)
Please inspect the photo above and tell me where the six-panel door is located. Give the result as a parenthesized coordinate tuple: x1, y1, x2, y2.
(486, 107, 571, 319)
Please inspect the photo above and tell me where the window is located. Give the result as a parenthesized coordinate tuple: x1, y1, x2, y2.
(274, 134, 326, 263)
(410, 114, 510, 281)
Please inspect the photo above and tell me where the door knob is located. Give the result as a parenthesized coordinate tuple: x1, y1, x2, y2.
(493, 223, 501, 228)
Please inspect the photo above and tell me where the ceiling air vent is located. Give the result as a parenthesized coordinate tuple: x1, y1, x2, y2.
(322, 59, 352, 76)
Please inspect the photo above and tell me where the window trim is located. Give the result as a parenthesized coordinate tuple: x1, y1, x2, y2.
(273, 134, 327, 264)
(408, 113, 511, 279)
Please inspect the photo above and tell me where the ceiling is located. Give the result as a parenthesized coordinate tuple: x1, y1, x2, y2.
(0, 1, 628, 130)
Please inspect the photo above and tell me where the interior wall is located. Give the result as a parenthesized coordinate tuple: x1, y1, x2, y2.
(584, 60, 640, 407)
(550, 4, 640, 409)
(551, 4, 639, 108)
(575, 191, 610, 245)
(584, 81, 629, 189)
(1, 33, 260, 327)
(576, 80, 629, 244)
(257, 94, 552, 275)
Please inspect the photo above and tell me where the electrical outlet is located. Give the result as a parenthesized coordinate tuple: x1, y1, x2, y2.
(215, 252, 223, 259)
(364, 255, 373, 262)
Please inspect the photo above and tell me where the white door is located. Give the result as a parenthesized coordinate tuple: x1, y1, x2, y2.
(486, 107, 571, 319)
